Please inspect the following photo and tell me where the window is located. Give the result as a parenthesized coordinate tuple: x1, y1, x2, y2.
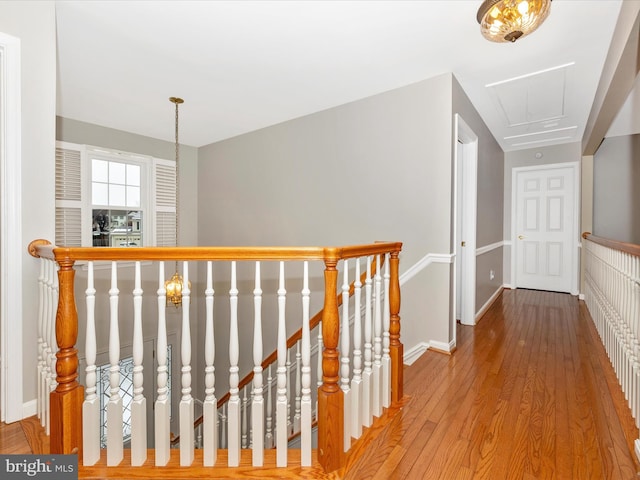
(55, 141, 177, 248)
(91, 157, 143, 247)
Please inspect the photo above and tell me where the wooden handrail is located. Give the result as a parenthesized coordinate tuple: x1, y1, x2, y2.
(582, 232, 640, 257)
(170, 256, 385, 447)
(28, 242, 402, 263)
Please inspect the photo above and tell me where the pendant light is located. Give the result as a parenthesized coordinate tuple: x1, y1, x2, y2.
(165, 96, 190, 307)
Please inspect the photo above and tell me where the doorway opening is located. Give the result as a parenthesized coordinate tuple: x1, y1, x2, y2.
(453, 114, 478, 337)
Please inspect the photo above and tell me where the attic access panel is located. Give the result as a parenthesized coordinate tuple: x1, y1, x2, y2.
(487, 63, 573, 127)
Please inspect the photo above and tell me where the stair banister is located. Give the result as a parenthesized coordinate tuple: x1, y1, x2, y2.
(318, 249, 344, 471)
(27, 239, 403, 475)
(389, 249, 403, 403)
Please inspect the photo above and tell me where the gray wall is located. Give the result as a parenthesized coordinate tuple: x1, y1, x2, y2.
(452, 76, 504, 318)
(503, 142, 582, 286)
(198, 74, 455, 359)
(0, 1, 57, 412)
(593, 134, 640, 244)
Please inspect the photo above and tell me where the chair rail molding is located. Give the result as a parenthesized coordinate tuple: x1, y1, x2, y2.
(399, 252, 453, 286)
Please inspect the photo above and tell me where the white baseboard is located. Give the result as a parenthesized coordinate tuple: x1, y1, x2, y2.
(429, 339, 456, 354)
(475, 286, 504, 322)
(403, 342, 429, 365)
(578, 293, 585, 300)
(22, 399, 37, 419)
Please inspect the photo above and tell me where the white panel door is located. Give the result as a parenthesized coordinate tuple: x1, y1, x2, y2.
(514, 166, 575, 293)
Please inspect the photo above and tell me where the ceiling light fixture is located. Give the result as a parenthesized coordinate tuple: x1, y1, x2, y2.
(477, 0, 552, 43)
(165, 96, 190, 308)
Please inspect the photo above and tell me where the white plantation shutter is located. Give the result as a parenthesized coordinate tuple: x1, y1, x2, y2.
(55, 141, 175, 247)
(55, 143, 86, 246)
(153, 158, 177, 247)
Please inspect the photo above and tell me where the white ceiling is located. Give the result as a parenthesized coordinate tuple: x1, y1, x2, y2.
(55, 0, 624, 150)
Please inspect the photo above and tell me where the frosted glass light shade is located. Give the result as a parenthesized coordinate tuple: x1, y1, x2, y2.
(477, 0, 552, 43)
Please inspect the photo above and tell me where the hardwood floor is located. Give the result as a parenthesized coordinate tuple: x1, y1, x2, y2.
(2, 289, 638, 479)
(343, 288, 640, 479)
(0, 415, 47, 454)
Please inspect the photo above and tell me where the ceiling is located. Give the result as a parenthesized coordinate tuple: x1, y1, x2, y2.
(55, 1, 625, 151)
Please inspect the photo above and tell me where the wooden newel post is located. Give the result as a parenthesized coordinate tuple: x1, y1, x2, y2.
(51, 257, 84, 456)
(389, 249, 403, 404)
(318, 254, 344, 472)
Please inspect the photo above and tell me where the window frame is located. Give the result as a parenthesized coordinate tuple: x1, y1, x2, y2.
(55, 140, 176, 250)
(88, 148, 150, 248)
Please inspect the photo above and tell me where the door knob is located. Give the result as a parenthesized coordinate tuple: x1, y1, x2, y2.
(518, 235, 525, 240)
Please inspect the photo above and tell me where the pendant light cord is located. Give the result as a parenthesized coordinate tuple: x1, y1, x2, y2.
(170, 97, 184, 272)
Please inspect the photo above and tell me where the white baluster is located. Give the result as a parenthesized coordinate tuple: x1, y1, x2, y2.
(252, 261, 264, 465)
(351, 258, 363, 439)
(196, 423, 203, 450)
(37, 259, 45, 424)
(316, 321, 323, 422)
(276, 261, 288, 466)
(294, 341, 301, 434)
(45, 260, 55, 435)
(341, 259, 351, 450)
(372, 254, 383, 417)
(155, 262, 170, 466)
(83, 262, 99, 465)
(107, 262, 123, 466)
(41, 260, 51, 431)
(203, 261, 218, 466)
(241, 387, 249, 449)
(300, 261, 312, 466)
(228, 261, 241, 466)
(179, 261, 194, 466)
(382, 253, 392, 408)
(49, 262, 60, 402)
(362, 256, 373, 427)
(265, 364, 274, 449)
(220, 404, 227, 449)
(131, 261, 147, 466)
(633, 255, 640, 420)
(286, 348, 292, 436)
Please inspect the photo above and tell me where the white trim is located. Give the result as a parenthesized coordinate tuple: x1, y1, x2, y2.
(22, 399, 37, 419)
(429, 339, 456, 354)
(578, 293, 585, 301)
(0, 32, 23, 423)
(503, 240, 512, 247)
(403, 343, 430, 365)
(510, 161, 580, 296)
(485, 62, 575, 88)
(475, 286, 504, 322)
(454, 114, 478, 328)
(399, 252, 453, 286)
(635, 439, 640, 464)
(403, 338, 458, 365)
(475, 241, 503, 256)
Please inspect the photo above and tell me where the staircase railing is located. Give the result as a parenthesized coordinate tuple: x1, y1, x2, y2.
(582, 232, 640, 457)
(28, 239, 403, 474)
(169, 256, 385, 450)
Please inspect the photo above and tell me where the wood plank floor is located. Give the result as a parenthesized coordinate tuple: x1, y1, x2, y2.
(2, 289, 639, 479)
(343, 288, 640, 479)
